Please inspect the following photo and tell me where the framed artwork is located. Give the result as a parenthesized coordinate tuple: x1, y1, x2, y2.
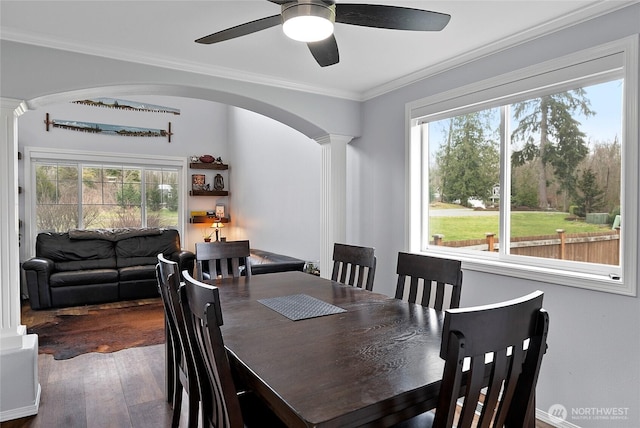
(73, 98, 181, 115)
(215, 205, 225, 218)
(44, 113, 174, 142)
(192, 174, 206, 191)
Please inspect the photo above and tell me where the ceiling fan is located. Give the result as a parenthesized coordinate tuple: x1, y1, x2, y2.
(195, 0, 451, 67)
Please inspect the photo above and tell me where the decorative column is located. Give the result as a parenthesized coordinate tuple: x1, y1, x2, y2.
(0, 98, 40, 422)
(316, 134, 353, 279)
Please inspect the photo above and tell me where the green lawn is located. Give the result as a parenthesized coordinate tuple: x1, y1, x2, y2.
(429, 211, 610, 242)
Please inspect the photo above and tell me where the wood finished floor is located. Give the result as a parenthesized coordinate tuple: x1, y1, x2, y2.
(3, 342, 555, 428)
(2, 344, 182, 428)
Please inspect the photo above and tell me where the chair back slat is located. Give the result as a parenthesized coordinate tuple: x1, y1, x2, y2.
(182, 270, 244, 428)
(480, 350, 509, 427)
(432, 290, 549, 428)
(395, 252, 463, 310)
(331, 243, 376, 291)
(458, 357, 486, 426)
(195, 240, 251, 280)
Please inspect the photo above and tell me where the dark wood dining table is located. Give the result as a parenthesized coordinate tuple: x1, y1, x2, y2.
(210, 270, 447, 428)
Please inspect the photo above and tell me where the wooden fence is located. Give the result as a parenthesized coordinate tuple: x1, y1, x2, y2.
(431, 229, 620, 266)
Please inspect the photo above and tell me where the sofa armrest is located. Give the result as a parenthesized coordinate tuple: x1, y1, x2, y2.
(22, 257, 54, 309)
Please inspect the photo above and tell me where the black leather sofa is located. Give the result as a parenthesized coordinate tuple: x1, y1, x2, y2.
(23, 228, 194, 310)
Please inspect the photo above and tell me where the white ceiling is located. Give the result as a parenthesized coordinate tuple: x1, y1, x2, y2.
(1, 1, 634, 100)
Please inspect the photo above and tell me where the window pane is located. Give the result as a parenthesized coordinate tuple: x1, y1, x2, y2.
(35, 164, 79, 232)
(35, 161, 180, 233)
(118, 183, 142, 207)
(427, 108, 501, 252)
(145, 169, 178, 228)
(36, 165, 58, 204)
(509, 80, 622, 266)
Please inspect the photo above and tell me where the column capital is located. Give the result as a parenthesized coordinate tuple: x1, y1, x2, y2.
(314, 134, 355, 146)
(0, 98, 28, 116)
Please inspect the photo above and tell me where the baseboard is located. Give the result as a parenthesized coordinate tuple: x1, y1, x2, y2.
(0, 384, 40, 422)
(537, 408, 582, 428)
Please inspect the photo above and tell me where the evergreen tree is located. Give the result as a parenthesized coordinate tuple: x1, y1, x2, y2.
(436, 111, 499, 206)
(511, 90, 593, 210)
(575, 168, 605, 217)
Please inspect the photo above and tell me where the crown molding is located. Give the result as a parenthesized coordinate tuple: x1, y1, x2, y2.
(0, 28, 361, 101)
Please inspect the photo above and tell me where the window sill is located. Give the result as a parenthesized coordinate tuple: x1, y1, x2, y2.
(421, 250, 634, 296)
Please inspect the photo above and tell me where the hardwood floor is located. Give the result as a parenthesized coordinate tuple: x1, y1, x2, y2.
(2, 344, 180, 428)
(3, 342, 555, 428)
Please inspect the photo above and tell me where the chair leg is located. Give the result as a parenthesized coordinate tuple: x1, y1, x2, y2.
(166, 322, 175, 403)
(187, 391, 199, 428)
(171, 383, 183, 428)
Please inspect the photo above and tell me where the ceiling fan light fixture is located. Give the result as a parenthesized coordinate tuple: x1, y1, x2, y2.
(282, 3, 335, 43)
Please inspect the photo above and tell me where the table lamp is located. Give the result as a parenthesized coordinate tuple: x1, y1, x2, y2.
(211, 220, 224, 242)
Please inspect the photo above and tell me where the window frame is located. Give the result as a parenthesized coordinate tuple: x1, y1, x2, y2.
(24, 147, 188, 258)
(405, 36, 639, 296)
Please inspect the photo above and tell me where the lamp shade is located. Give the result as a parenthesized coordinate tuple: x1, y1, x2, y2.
(282, 3, 335, 42)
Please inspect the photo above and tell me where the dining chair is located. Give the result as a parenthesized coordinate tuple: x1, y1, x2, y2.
(394, 290, 549, 428)
(195, 240, 251, 280)
(181, 270, 286, 428)
(331, 243, 377, 291)
(395, 252, 463, 310)
(156, 254, 200, 428)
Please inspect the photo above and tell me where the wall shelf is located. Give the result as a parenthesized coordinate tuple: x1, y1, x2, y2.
(190, 162, 228, 170)
(189, 190, 228, 196)
(190, 216, 230, 224)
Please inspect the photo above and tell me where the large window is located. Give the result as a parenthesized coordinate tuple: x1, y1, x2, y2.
(35, 162, 179, 231)
(407, 37, 638, 295)
(25, 148, 186, 255)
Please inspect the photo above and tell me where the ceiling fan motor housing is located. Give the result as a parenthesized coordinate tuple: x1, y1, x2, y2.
(282, 0, 336, 42)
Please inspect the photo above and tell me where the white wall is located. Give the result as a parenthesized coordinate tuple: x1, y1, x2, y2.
(355, 4, 640, 427)
(227, 107, 321, 263)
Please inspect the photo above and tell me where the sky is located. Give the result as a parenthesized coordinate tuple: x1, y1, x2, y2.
(426, 78, 623, 159)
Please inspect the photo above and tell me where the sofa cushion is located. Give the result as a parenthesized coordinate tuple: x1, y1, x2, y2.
(51, 283, 119, 308)
(36, 232, 116, 271)
(119, 265, 156, 282)
(49, 269, 119, 288)
(68, 227, 162, 241)
(115, 229, 181, 268)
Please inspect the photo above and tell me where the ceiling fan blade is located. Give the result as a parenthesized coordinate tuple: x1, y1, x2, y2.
(307, 34, 339, 67)
(195, 14, 282, 44)
(335, 4, 450, 31)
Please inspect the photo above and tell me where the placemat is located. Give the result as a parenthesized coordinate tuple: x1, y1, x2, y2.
(258, 294, 346, 321)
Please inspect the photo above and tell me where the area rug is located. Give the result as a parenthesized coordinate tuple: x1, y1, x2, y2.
(26, 299, 166, 360)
